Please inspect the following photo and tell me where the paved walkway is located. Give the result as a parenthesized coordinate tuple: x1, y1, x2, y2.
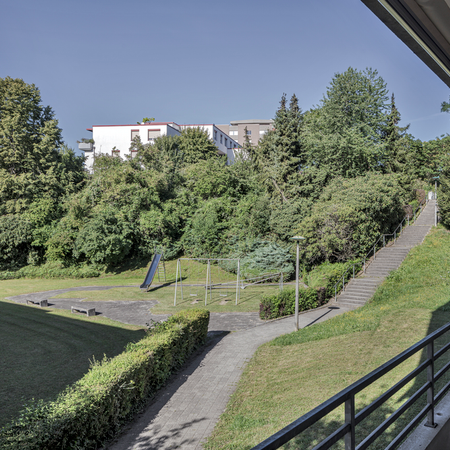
(105, 305, 352, 450)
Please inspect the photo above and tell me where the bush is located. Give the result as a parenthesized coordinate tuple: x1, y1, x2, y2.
(259, 287, 318, 320)
(307, 260, 361, 299)
(0, 309, 209, 449)
(0, 215, 33, 269)
(0, 262, 101, 280)
(296, 174, 406, 266)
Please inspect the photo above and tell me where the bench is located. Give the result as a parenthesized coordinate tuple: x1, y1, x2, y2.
(71, 306, 96, 317)
(26, 299, 48, 307)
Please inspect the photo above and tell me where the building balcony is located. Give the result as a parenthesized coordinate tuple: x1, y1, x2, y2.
(78, 142, 93, 151)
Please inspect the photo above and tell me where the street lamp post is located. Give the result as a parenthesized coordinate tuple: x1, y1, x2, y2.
(433, 176, 439, 226)
(291, 236, 305, 331)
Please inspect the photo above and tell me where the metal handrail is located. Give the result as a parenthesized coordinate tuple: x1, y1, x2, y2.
(251, 321, 450, 450)
(333, 200, 428, 301)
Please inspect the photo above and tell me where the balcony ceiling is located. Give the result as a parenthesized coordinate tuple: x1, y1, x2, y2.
(362, 0, 450, 87)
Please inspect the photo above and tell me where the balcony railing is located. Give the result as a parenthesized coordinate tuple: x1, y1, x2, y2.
(251, 321, 450, 450)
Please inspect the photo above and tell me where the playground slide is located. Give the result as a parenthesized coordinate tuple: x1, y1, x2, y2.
(140, 254, 162, 291)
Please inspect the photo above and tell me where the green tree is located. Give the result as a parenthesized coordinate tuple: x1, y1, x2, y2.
(178, 127, 218, 164)
(254, 93, 303, 202)
(302, 67, 390, 179)
(0, 77, 85, 214)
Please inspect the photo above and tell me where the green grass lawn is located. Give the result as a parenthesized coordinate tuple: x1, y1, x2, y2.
(204, 226, 450, 450)
(0, 301, 146, 428)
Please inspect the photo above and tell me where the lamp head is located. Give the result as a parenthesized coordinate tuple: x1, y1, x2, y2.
(291, 236, 305, 241)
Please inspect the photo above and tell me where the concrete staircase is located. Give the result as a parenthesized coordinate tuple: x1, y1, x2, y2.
(336, 200, 436, 308)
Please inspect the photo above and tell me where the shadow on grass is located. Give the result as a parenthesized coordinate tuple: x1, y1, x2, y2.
(0, 300, 146, 428)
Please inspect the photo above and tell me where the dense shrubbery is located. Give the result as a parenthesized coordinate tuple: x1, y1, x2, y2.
(0, 309, 209, 449)
(297, 174, 406, 266)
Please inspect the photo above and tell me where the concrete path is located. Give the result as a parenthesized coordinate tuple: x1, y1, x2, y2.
(105, 304, 353, 450)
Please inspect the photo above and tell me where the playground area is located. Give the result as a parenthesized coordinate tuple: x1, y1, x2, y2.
(42, 257, 287, 314)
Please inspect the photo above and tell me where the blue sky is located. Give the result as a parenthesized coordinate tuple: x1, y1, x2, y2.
(1, 0, 449, 153)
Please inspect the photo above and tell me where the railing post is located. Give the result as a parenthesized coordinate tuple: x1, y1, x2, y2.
(343, 276, 345, 292)
(373, 246, 376, 260)
(353, 265, 355, 279)
(363, 257, 366, 273)
(383, 235, 385, 247)
(345, 395, 356, 450)
(394, 231, 396, 243)
(335, 285, 337, 301)
(426, 341, 438, 428)
(400, 223, 402, 235)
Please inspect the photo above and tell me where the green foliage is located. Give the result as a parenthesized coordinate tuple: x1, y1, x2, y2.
(254, 93, 304, 203)
(307, 260, 361, 298)
(259, 287, 318, 319)
(222, 239, 294, 277)
(74, 208, 134, 266)
(0, 215, 33, 269)
(296, 173, 405, 265)
(182, 197, 234, 257)
(0, 309, 209, 449)
(178, 127, 219, 164)
(438, 155, 450, 228)
(0, 262, 101, 280)
(302, 67, 389, 179)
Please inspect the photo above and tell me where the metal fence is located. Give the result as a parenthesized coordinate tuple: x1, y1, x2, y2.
(251, 321, 450, 450)
(333, 200, 429, 302)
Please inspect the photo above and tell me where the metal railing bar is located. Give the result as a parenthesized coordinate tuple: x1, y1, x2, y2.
(433, 338, 450, 360)
(434, 378, 450, 404)
(434, 359, 450, 384)
(383, 403, 431, 450)
(355, 359, 430, 425)
(357, 382, 430, 450)
(250, 402, 346, 450)
(311, 423, 349, 450)
(252, 322, 450, 450)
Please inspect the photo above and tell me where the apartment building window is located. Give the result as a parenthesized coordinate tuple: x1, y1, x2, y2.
(214, 130, 217, 140)
(220, 134, 223, 144)
(225, 138, 228, 147)
(148, 129, 161, 144)
(246, 130, 252, 135)
(131, 130, 139, 140)
(229, 130, 238, 136)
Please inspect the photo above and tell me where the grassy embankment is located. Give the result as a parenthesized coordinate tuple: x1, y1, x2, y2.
(205, 226, 450, 450)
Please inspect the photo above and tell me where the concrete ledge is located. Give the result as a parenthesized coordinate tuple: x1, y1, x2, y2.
(398, 392, 450, 450)
(26, 299, 48, 307)
(71, 306, 96, 317)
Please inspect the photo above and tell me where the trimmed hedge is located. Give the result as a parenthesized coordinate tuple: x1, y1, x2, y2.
(0, 309, 209, 449)
(259, 261, 361, 320)
(260, 287, 318, 320)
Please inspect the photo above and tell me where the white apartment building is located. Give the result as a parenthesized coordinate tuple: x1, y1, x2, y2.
(79, 122, 239, 171)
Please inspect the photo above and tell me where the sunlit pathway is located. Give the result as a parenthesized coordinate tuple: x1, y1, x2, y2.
(106, 305, 352, 450)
